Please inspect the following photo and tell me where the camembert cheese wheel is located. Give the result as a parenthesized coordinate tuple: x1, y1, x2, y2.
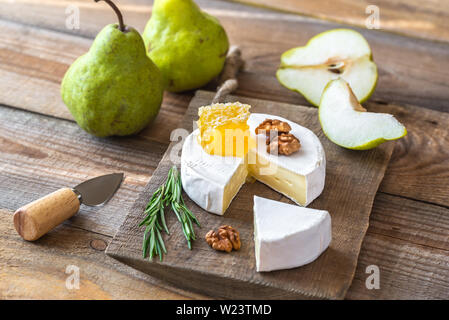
(181, 113, 326, 215)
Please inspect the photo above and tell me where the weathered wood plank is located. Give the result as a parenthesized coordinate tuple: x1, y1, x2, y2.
(3, 192, 447, 301)
(224, 0, 449, 44)
(370, 193, 449, 252)
(0, 1, 449, 112)
(0, 105, 166, 236)
(3, 203, 447, 300)
(1, 102, 447, 299)
(0, 209, 205, 299)
(379, 104, 449, 207)
(0, 0, 270, 40)
(347, 232, 449, 300)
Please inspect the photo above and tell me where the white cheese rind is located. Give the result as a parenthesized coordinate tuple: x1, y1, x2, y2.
(248, 113, 326, 206)
(181, 130, 246, 215)
(253, 196, 332, 272)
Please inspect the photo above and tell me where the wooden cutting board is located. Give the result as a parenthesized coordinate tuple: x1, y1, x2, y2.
(106, 90, 395, 299)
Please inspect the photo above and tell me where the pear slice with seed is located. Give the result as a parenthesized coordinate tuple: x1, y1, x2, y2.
(277, 28, 378, 106)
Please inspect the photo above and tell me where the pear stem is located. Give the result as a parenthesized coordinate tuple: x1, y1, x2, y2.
(95, 0, 126, 32)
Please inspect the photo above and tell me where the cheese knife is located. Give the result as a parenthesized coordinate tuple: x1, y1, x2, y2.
(13, 173, 124, 241)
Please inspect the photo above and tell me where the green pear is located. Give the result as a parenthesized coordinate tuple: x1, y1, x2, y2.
(277, 29, 378, 107)
(143, 0, 229, 92)
(319, 78, 406, 150)
(61, 0, 163, 137)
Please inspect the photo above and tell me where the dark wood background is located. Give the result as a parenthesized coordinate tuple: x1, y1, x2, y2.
(0, 0, 447, 299)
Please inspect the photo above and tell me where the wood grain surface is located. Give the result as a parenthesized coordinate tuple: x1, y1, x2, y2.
(1, 0, 449, 112)
(0, 209, 206, 299)
(1, 101, 447, 299)
(0, 0, 447, 299)
(106, 90, 395, 299)
(223, 0, 449, 43)
(347, 229, 449, 299)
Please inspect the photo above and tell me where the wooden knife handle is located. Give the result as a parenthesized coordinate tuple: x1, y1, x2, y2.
(13, 188, 80, 241)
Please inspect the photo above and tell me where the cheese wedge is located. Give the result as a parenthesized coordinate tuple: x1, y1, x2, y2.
(253, 196, 332, 272)
(180, 113, 326, 215)
(248, 113, 325, 206)
(181, 130, 248, 215)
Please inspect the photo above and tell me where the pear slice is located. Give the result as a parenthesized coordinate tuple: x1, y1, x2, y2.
(319, 79, 407, 150)
(277, 29, 378, 106)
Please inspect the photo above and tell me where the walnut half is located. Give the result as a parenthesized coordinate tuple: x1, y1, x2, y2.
(268, 133, 301, 156)
(205, 225, 241, 253)
(255, 119, 292, 145)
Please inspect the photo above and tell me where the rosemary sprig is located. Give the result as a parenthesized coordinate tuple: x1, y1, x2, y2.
(139, 166, 200, 261)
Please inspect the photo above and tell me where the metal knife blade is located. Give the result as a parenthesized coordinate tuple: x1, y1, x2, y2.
(73, 173, 124, 206)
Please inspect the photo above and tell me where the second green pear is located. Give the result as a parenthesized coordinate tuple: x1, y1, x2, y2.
(143, 0, 229, 92)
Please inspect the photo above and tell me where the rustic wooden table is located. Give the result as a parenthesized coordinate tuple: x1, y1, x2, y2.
(0, 0, 448, 299)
